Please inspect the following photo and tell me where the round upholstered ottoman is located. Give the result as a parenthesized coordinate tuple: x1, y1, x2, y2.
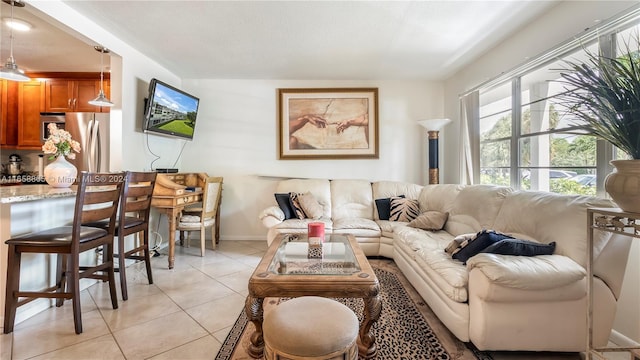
(263, 296, 359, 360)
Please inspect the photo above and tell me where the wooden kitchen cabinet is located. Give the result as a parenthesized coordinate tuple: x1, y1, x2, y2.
(1, 80, 19, 148)
(45, 78, 109, 113)
(1, 73, 108, 150)
(16, 80, 45, 150)
(17, 80, 45, 149)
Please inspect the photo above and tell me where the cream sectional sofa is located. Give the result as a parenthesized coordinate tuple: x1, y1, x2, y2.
(258, 178, 632, 352)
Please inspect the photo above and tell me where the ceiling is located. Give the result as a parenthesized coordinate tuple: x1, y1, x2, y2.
(2, 1, 563, 80)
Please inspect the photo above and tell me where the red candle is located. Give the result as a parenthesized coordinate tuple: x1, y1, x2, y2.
(308, 222, 325, 241)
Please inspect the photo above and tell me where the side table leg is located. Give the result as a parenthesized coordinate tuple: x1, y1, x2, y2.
(359, 293, 382, 359)
(167, 211, 177, 269)
(245, 295, 265, 359)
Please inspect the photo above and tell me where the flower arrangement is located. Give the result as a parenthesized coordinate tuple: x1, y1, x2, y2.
(42, 123, 81, 159)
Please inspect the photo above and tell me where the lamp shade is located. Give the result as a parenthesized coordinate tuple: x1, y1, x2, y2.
(417, 118, 452, 131)
(0, 58, 29, 81)
(88, 90, 114, 107)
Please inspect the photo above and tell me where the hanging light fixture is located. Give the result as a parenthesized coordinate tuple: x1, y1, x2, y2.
(0, 0, 30, 82)
(88, 45, 114, 107)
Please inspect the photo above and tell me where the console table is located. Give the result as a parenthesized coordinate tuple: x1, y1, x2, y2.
(587, 207, 640, 359)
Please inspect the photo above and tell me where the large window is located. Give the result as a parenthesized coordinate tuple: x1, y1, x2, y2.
(476, 20, 640, 196)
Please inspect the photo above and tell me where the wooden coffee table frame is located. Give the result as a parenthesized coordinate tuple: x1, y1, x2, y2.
(245, 234, 381, 359)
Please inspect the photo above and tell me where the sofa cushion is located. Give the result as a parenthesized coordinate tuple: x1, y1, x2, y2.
(376, 220, 408, 239)
(408, 211, 448, 231)
(394, 226, 469, 302)
(491, 190, 615, 267)
(467, 253, 585, 290)
(272, 217, 332, 228)
(452, 230, 513, 264)
(298, 192, 323, 219)
(275, 193, 296, 220)
(481, 239, 556, 256)
(445, 185, 512, 236)
(390, 197, 420, 222)
(418, 184, 465, 213)
(333, 217, 380, 232)
(330, 179, 374, 220)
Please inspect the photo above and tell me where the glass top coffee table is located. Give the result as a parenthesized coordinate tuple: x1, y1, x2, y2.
(245, 233, 381, 359)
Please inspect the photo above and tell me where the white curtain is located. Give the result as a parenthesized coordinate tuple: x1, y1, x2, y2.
(459, 91, 480, 185)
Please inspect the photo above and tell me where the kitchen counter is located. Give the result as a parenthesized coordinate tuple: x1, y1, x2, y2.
(1, 185, 78, 328)
(0, 184, 76, 204)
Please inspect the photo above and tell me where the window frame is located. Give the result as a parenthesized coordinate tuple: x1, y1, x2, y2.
(473, 17, 640, 196)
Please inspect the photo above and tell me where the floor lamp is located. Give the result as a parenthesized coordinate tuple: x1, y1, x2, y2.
(417, 118, 452, 184)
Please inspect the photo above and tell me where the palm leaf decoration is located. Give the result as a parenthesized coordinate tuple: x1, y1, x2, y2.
(558, 42, 640, 159)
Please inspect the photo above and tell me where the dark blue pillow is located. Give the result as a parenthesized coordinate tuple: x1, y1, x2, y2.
(375, 195, 405, 220)
(481, 239, 556, 256)
(275, 193, 295, 220)
(452, 230, 513, 264)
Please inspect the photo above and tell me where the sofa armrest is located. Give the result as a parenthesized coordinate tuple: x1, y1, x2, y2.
(259, 206, 285, 228)
(466, 253, 585, 290)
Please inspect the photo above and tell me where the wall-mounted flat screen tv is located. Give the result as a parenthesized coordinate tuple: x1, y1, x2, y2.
(143, 78, 200, 140)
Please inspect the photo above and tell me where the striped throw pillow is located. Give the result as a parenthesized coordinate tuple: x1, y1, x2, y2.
(389, 197, 420, 222)
(289, 192, 307, 219)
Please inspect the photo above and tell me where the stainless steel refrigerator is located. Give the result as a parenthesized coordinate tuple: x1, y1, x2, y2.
(64, 112, 110, 173)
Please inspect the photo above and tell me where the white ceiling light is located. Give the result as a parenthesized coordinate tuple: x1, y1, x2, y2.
(3, 17, 32, 31)
(88, 46, 114, 107)
(0, 0, 30, 82)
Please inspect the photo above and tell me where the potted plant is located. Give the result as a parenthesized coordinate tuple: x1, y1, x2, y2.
(559, 41, 640, 213)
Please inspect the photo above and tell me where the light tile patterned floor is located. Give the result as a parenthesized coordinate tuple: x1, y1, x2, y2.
(0, 240, 629, 360)
(1, 240, 266, 360)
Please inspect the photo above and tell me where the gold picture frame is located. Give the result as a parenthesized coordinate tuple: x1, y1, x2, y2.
(278, 88, 379, 159)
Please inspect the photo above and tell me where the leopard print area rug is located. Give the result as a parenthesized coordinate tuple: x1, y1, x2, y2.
(216, 259, 493, 360)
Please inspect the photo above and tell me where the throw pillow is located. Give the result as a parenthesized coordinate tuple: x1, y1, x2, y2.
(444, 233, 477, 256)
(289, 192, 307, 219)
(408, 211, 449, 231)
(452, 230, 514, 264)
(375, 195, 405, 220)
(389, 197, 420, 222)
(481, 239, 556, 256)
(275, 193, 296, 220)
(297, 192, 323, 220)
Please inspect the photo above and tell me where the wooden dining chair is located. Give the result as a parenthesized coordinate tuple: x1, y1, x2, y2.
(93, 171, 157, 301)
(3, 171, 125, 334)
(178, 176, 223, 256)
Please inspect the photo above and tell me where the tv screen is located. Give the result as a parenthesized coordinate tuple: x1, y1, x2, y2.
(144, 78, 200, 140)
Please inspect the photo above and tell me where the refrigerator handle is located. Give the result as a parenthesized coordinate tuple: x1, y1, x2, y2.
(95, 121, 102, 172)
(88, 119, 99, 172)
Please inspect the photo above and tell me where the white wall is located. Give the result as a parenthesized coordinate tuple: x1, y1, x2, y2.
(442, 0, 640, 344)
(180, 79, 442, 240)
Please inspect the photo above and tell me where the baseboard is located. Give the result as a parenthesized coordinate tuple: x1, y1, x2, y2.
(610, 329, 640, 347)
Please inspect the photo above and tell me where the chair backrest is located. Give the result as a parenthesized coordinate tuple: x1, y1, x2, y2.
(202, 176, 223, 220)
(120, 171, 158, 224)
(73, 171, 125, 248)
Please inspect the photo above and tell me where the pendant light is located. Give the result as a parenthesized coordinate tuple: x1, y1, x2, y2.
(0, 0, 30, 82)
(88, 45, 114, 107)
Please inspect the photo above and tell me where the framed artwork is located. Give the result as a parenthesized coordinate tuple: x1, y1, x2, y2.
(277, 88, 379, 159)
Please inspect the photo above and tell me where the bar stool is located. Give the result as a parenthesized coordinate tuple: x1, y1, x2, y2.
(89, 171, 157, 300)
(3, 171, 124, 334)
